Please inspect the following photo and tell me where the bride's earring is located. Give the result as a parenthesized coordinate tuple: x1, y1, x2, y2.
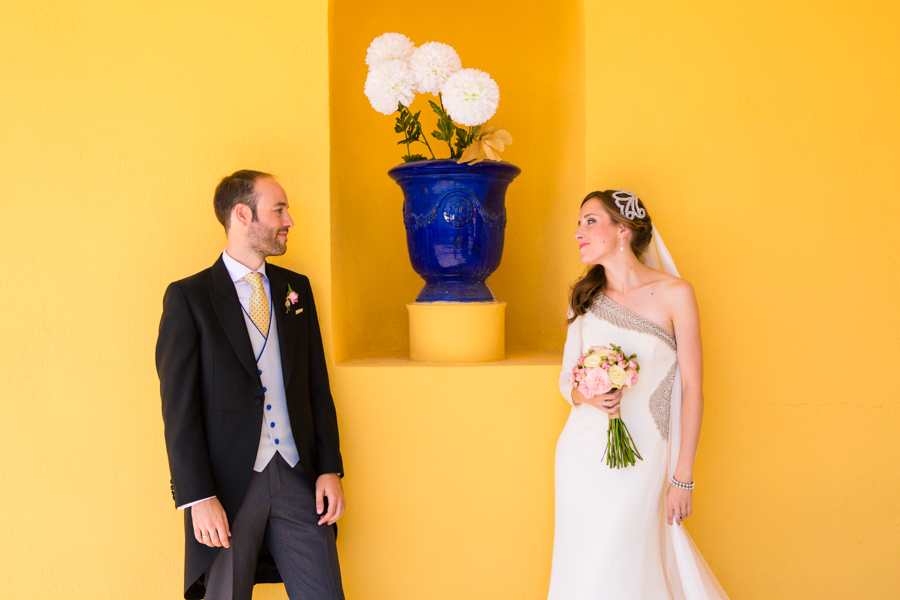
(620, 237, 624, 252)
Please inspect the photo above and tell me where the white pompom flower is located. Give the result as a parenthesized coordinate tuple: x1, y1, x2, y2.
(365, 32, 415, 70)
(440, 68, 500, 127)
(409, 42, 463, 96)
(364, 60, 416, 115)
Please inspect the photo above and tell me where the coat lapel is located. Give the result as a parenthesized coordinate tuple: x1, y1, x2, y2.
(210, 257, 261, 385)
(267, 266, 295, 387)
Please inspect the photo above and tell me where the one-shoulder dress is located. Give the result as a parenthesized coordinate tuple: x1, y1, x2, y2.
(548, 293, 729, 600)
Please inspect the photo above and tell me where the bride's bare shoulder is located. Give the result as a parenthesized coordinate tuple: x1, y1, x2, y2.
(654, 275, 696, 312)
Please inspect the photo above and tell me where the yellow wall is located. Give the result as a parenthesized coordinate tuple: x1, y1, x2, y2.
(0, 2, 331, 598)
(585, 0, 900, 597)
(3, 1, 899, 599)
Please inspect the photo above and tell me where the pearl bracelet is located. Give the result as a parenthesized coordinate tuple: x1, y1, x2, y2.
(670, 476, 695, 490)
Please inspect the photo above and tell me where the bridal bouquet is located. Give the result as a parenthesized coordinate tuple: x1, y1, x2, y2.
(363, 32, 512, 165)
(569, 344, 643, 469)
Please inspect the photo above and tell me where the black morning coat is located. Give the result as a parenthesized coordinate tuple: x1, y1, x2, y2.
(156, 256, 343, 599)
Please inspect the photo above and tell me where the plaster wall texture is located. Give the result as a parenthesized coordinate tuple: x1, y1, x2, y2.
(1, 1, 898, 599)
(0, 2, 331, 598)
(585, 1, 900, 597)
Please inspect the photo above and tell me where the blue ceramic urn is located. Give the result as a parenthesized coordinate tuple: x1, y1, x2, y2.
(388, 159, 521, 302)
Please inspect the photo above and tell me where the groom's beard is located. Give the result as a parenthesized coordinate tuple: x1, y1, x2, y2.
(248, 221, 288, 257)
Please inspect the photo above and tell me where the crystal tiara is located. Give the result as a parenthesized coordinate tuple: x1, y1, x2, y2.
(612, 190, 646, 220)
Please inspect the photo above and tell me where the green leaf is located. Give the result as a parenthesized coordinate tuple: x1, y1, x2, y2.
(402, 154, 428, 163)
(453, 125, 482, 158)
(428, 99, 457, 153)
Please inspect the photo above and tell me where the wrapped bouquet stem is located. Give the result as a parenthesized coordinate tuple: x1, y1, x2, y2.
(569, 344, 643, 469)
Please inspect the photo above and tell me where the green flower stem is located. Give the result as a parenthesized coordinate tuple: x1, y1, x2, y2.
(420, 129, 436, 159)
(605, 417, 643, 469)
(439, 95, 454, 156)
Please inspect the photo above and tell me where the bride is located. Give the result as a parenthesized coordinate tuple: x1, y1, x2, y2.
(548, 190, 728, 600)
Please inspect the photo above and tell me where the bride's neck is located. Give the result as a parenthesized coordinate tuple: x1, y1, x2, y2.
(601, 254, 650, 296)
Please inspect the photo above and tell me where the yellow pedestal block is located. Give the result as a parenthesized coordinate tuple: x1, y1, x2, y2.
(407, 301, 506, 362)
(332, 355, 565, 600)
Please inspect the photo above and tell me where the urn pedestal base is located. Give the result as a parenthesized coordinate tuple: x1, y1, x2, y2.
(407, 301, 505, 363)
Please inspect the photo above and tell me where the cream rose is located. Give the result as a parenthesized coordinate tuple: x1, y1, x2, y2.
(583, 353, 605, 368)
(608, 365, 628, 387)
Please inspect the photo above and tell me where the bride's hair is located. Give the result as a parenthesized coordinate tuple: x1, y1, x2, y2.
(568, 190, 653, 323)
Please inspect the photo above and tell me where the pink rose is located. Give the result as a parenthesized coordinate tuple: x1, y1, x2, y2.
(578, 379, 596, 397)
(288, 291, 299, 304)
(568, 374, 576, 386)
(625, 368, 639, 388)
(628, 360, 637, 369)
(576, 357, 585, 367)
(601, 362, 610, 370)
(582, 367, 613, 398)
(589, 345, 608, 352)
(617, 360, 627, 368)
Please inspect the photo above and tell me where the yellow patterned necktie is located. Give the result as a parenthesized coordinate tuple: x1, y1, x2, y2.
(242, 272, 270, 336)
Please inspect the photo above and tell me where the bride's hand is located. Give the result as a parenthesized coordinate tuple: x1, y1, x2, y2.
(573, 388, 622, 414)
(666, 485, 692, 526)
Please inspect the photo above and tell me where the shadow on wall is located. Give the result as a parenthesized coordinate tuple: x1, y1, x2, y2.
(329, 0, 586, 361)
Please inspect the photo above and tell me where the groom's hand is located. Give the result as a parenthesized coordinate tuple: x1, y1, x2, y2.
(316, 473, 345, 526)
(191, 497, 231, 548)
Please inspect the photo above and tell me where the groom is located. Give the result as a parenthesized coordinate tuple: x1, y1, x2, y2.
(157, 170, 345, 600)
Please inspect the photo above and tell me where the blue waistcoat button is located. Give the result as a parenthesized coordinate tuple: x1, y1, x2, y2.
(274, 439, 279, 444)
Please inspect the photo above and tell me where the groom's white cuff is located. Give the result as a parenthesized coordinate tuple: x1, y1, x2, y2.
(177, 495, 216, 510)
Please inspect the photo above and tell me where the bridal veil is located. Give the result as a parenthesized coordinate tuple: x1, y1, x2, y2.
(641, 225, 730, 600)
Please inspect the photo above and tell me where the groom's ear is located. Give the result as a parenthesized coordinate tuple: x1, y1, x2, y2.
(231, 203, 252, 230)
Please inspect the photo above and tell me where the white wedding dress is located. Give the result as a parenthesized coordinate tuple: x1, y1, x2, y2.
(548, 229, 729, 600)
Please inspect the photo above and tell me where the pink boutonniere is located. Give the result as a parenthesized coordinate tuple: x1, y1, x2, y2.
(285, 284, 299, 313)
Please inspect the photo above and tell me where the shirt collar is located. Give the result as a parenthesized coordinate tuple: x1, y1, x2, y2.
(222, 250, 267, 284)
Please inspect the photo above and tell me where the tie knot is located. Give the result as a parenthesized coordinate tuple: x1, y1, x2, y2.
(242, 272, 264, 289)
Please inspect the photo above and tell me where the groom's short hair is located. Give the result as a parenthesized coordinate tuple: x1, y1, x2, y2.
(214, 169, 274, 231)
